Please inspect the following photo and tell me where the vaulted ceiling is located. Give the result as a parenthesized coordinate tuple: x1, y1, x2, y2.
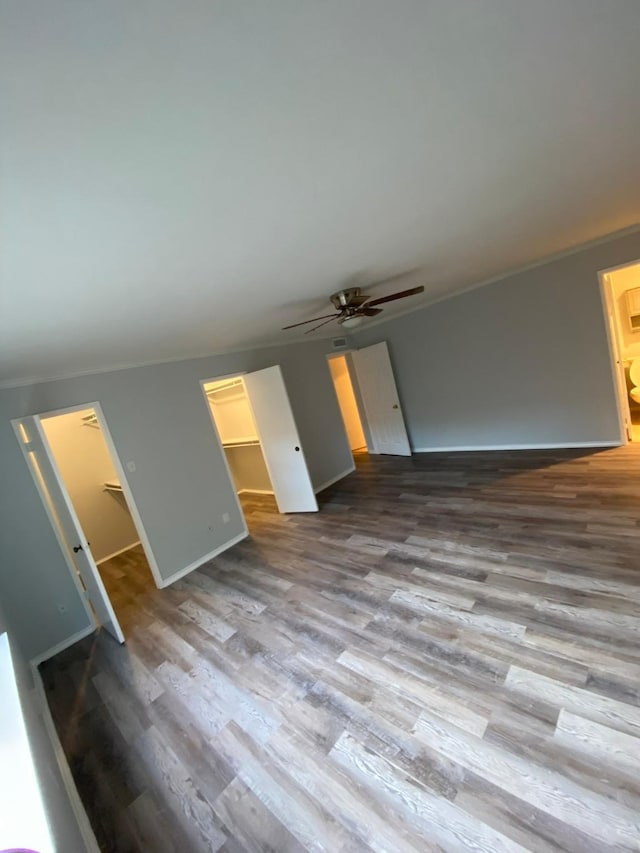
(2, 1, 640, 384)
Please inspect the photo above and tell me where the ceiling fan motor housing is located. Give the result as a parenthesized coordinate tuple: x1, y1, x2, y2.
(330, 288, 364, 310)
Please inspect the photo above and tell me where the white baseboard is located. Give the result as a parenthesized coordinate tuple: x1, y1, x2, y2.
(159, 529, 249, 588)
(237, 488, 275, 495)
(314, 464, 356, 494)
(30, 662, 101, 852)
(30, 623, 96, 668)
(411, 441, 620, 453)
(96, 539, 141, 564)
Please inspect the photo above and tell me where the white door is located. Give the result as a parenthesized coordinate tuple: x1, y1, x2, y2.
(243, 366, 318, 513)
(14, 416, 125, 643)
(602, 274, 632, 442)
(352, 342, 412, 456)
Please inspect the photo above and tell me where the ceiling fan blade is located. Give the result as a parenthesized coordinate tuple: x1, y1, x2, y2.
(365, 285, 425, 308)
(304, 316, 340, 334)
(282, 313, 340, 330)
(362, 307, 383, 317)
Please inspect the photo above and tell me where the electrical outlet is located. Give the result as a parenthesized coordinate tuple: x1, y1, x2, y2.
(222, 512, 230, 524)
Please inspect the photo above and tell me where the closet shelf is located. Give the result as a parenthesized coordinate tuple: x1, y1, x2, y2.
(104, 480, 123, 492)
(222, 437, 260, 448)
(206, 378, 245, 397)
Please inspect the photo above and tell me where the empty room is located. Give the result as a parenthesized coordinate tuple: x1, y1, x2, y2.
(1, 2, 640, 852)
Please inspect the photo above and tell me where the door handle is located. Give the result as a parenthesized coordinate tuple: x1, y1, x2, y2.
(73, 543, 90, 553)
(294, 446, 300, 452)
(392, 404, 399, 410)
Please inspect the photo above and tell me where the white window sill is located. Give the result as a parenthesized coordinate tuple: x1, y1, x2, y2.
(0, 632, 54, 853)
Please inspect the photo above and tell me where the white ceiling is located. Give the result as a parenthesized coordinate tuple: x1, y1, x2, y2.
(2, 1, 640, 385)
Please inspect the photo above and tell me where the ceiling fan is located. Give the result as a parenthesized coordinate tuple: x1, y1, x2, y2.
(282, 284, 425, 334)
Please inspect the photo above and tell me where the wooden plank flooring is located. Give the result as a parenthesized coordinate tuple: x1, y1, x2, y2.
(41, 447, 640, 852)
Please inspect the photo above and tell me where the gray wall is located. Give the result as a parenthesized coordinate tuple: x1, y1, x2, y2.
(4, 228, 639, 663)
(354, 230, 640, 450)
(0, 339, 352, 661)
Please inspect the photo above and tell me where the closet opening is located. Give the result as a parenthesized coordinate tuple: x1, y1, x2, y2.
(600, 260, 640, 443)
(201, 365, 318, 520)
(205, 376, 276, 515)
(328, 342, 411, 456)
(327, 353, 368, 455)
(13, 404, 160, 644)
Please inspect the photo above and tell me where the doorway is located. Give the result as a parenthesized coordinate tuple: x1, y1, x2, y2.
(328, 342, 412, 456)
(201, 364, 318, 517)
(328, 354, 368, 454)
(13, 404, 159, 643)
(601, 260, 640, 443)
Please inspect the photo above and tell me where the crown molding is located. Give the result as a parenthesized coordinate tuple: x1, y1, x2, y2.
(2, 223, 638, 391)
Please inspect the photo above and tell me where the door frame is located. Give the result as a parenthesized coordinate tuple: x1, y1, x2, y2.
(13, 401, 163, 589)
(325, 350, 370, 459)
(12, 418, 97, 632)
(199, 373, 252, 529)
(598, 262, 640, 446)
(201, 366, 319, 514)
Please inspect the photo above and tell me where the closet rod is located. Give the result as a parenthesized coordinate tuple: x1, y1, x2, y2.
(206, 377, 244, 396)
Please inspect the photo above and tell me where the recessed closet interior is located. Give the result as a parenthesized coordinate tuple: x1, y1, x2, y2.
(40, 407, 154, 584)
(204, 376, 274, 497)
(328, 354, 368, 452)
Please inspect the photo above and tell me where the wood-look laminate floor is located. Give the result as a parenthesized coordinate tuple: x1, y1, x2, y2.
(41, 448, 640, 852)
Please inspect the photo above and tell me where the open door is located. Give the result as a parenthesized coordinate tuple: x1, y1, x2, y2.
(352, 341, 412, 456)
(243, 366, 318, 513)
(14, 415, 125, 643)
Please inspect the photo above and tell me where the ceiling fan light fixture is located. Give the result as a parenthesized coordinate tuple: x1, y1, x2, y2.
(341, 315, 364, 329)
(281, 282, 424, 334)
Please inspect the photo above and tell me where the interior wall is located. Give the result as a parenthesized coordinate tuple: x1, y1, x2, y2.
(3, 229, 638, 663)
(352, 229, 640, 451)
(41, 409, 140, 562)
(610, 263, 640, 361)
(0, 338, 353, 661)
(225, 445, 273, 494)
(329, 355, 367, 451)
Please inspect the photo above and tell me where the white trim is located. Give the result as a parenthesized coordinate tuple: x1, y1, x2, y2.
(325, 348, 356, 359)
(597, 257, 640, 278)
(0, 334, 297, 391)
(412, 441, 620, 454)
(314, 464, 356, 494)
(30, 624, 96, 667)
(30, 661, 101, 852)
(96, 540, 141, 565)
(348, 224, 640, 338)
(38, 402, 99, 420)
(237, 488, 275, 495)
(199, 376, 250, 528)
(92, 402, 164, 589)
(3, 225, 639, 391)
(598, 263, 640, 446)
(158, 530, 249, 588)
(11, 419, 97, 631)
